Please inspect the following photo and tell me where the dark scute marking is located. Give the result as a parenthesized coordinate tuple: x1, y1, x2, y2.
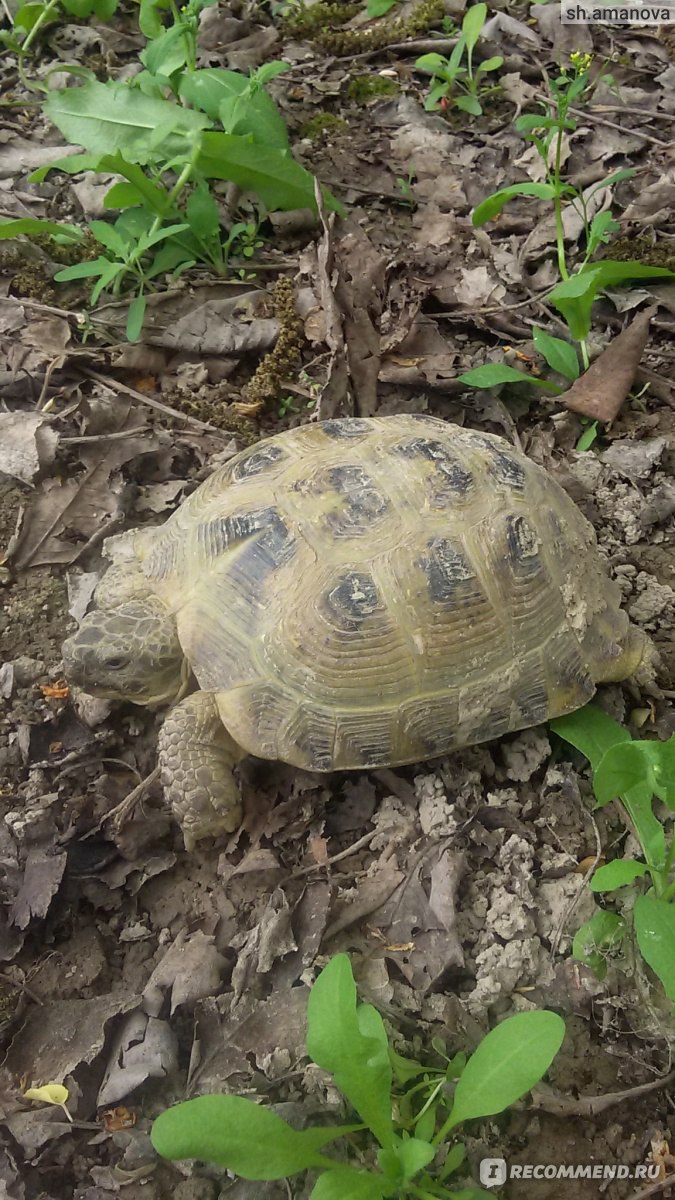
(512, 677, 549, 725)
(393, 438, 473, 496)
(321, 419, 373, 439)
(420, 538, 475, 605)
(491, 450, 525, 489)
(420, 727, 453, 757)
(395, 437, 454, 463)
(469, 708, 512, 745)
(406, 415, 456, 436)
(326, 571, 382, 628)
(202, 508, 295, 578)
(547, 636, 594, 698)
(309, 748, 334, 770)
(292, 728, 334, 771)
(285, 708, 336, 770)
(471, 436, 526, 489)
(505, 515, 541, 574)
(231, 444, 286, 481)
(326, 465, 389, 535)
(356, 745, 392, 767)
(257, 510, 295, 569)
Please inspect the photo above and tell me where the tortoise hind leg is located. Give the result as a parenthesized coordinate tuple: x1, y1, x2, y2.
(583, 611, 657, 686)
(158, 692, 244, 849)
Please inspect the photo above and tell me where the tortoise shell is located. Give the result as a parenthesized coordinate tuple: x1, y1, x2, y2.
(129, 414, 634, 770)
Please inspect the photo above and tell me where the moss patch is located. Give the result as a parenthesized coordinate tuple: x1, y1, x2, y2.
(603, 235, 675, 271)
(347, 74, 399, 101)
(284, 0, 443, 54)
(301, 112, 349, 139)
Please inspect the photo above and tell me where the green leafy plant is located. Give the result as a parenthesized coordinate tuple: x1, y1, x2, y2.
(552, 705, 675, 1004)
(415, 4, 502, 116)
(151, 953, 565, 1197)
(457, 327, 580, 397)
(0, 0, 117, 63)
(367, 0, 399, 15)
(469, 52, 674, 371)
(1, 0, 340, 338)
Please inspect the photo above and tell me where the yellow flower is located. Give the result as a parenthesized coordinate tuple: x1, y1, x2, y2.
(24, 1083, 72, 1121)
(570, 50, 593, 72)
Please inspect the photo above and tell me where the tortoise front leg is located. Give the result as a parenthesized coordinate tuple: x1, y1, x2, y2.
(157, 692, 244, 849)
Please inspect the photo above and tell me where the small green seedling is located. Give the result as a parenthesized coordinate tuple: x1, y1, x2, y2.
(396, 167, 418, 209)
(277, 394, 316, 417)
(151, 953, 565, 1197)
(469, 53, 675, 369)
(552, 705, 675, 1004)
(415, 4, 502, 117)
(1, 0, 341, 339)
(575, 418, 598, 452)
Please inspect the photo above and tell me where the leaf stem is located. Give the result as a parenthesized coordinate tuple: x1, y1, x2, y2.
(22, 0, 61, 56)
(553, 123, 568, 281)
(658, 839, 675, 901)
(169, 0, 197, 74)
(411, 1079, 447, 1127)
(430, 1111, 457, 1148)
(166, 156, 195, 208)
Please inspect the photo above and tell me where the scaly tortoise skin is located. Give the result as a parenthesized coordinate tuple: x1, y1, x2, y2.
(62, 415, 651, 847)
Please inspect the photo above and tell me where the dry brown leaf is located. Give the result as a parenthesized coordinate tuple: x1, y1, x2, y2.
(4, 993, 139, 1086)
(561, 305, 655, 421)
(97, 1011, 178, 1107)
(333, 220, 386, 416)
(9, 849, 67, 930)
(8, 399, 166, 569)
(157, 300, 278, 355)
(273, 881, 331, 989)
(308, 181, 350, 419)
(8, 467, 124, 571)
(601, 436, 667, 481)
(380, 316, 461, 391)
(186, 988, 310, 1094)
(142, 929, 227, 1015)
(622, 168, 675, 223)
(0, 138, 76, 179)
(230, 888, 297, 1002)
(369, 847, 465, 991)
(0, 413, 58, 485)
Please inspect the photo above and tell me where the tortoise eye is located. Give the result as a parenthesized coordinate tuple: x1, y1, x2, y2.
(104, 655, 127, 670)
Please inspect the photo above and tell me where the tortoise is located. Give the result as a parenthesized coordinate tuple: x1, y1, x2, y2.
(62, 414, 653, 848)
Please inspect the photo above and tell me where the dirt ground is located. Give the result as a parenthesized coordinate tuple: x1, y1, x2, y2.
(1, 0, 675, 1197)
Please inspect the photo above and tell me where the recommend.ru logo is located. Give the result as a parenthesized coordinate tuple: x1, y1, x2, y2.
(479, 1160, 660, 1187)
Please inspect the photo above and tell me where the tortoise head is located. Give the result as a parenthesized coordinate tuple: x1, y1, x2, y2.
(62, 596, 188, 705)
